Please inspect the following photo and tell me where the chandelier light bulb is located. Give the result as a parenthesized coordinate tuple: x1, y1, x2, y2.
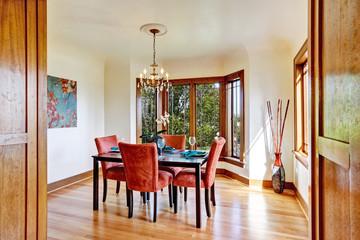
(143, 69, 147, 74)
(161, 68, 164, 74)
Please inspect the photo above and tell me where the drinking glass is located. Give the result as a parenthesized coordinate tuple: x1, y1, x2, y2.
(189, 136, 196, 150)
(157, 137, 166, 155)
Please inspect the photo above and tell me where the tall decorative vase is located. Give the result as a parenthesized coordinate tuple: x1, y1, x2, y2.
(272, 152, 285, 193)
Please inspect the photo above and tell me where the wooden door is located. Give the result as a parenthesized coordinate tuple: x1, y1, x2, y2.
(309, 0, 360, 239)
(0, 0, 47, 239)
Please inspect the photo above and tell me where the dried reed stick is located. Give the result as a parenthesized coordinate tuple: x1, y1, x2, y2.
(267, 101, 277, 151)
(279, 99, 290, 152)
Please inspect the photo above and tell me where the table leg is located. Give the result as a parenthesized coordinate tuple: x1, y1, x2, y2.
(93, 158, 99, 210)
(195, 164, 201, 228)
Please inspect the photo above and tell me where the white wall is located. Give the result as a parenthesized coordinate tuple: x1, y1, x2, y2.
(246, 41, 295, 182)
(104, 58, 131, 142)
(47, 41, 105, 184)
(294, 159, 309, 204)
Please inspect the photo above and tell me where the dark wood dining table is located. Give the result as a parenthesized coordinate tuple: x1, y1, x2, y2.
(92, 150, 208, 228)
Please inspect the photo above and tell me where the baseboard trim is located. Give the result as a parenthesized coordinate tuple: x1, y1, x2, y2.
(216, 168, 293, 190)
(47, 169, 95, 192)
(48, 167, 295, 193)
(293, 185, 309, 219)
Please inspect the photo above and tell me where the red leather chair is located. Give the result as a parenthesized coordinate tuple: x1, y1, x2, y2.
(94, 135, 126, 203)
(118, 142, 173, 222)
(173, 137, 226, 217)
(160, 135, 186, 196)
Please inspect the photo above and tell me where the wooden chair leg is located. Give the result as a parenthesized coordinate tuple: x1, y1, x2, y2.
(103, 179, 107, 202)
(184, 187, 187, 202)
(173, 185, 178, 214)
(205, 188, 211, 217)
(153, 192, 157, 222)
(168, 183, 173, 208)
(128, 190, 133, 218)
(211, 182, 216, 206)
(142, 192, 146, 204)
(126, 184, 129, 207)
(116, 181, 120, 194)
(179, 186, 182, 193)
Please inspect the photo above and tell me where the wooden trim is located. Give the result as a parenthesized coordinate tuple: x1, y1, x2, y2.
(37, 0, 48, 238)
(226, 70, 245, 161)
(0, 133, 28, 145)
(47, 169, 96, 192)
(293, 185, 309, 220)
(216, 168, 293, 190)
(219, 81, 227, 155)
(136, 84, 142, 143)
(292, 150, 309, 169)
(225, 69, 244, 82)
(220, 156, 245, 168)
(318, 136, 350, 170)
(26, 0, 38, 237)
(294, 40, 308, 154)
(309, 0, 320, 238)
(170, 76, 224, 86)
(189, 83, 196, 150)
(249, 179, 294, 190)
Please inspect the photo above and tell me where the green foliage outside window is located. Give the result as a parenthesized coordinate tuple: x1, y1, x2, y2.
(196, 83, 220, 150)
(141, 88, 156, 138)
(168, 85, 190, 147)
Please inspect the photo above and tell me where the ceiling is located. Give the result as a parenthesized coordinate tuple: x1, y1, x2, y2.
(48, 0, 307, 61)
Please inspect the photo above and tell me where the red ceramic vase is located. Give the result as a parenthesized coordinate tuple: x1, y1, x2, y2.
(272, 152, 285, 193)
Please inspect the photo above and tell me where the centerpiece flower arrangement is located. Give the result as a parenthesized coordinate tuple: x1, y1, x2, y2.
(140, 112, 170, 154)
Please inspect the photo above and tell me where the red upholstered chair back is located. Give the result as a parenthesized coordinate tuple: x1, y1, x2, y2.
(161, 135, 186, 150)
(94, 135, 120, 175)
(118, 142, 159, 192)
(204, 137, 226, 188)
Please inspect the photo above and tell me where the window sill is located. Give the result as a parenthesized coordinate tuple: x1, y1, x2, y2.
(292, 150, 308, 169)
(220, 156, 245, 168)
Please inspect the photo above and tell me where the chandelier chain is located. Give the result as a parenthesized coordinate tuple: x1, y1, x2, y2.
(153, 32, 156, 65)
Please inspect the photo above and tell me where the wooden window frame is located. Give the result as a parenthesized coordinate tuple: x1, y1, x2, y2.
(226, 71, 245, 161)
(136, 70, 245, 165)
(293, 40, 309, 169)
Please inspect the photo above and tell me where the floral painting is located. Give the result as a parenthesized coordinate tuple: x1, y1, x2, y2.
(47, 76, 77, 128)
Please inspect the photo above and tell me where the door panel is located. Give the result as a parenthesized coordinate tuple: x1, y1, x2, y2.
(310, 0, 360, 239)
(0, 145, 26, 240)
(0, 0, 47, 239)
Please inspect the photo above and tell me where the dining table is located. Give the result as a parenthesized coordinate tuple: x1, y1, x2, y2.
(92, 149, 208, 228)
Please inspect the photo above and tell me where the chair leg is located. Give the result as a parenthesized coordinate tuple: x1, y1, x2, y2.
(184, 187, 187, 202)
(116, 181, 120, 194)
(211, 182, 216, 206)
(173, 185, 178, 214)
(153, 192, 157, 222)
(126, 184, 129, 207)
(128, 190, 133, 218)
(205, 188, 211, 217)
(103, 179, 107, 202)
(168, 183, 173, 208)
(147, 192, 150, 201)
(179, 186, 182, 193)
(142, 192, 146, 204)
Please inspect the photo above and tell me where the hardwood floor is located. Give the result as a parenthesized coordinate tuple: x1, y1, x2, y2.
(47, 175, 308, 240)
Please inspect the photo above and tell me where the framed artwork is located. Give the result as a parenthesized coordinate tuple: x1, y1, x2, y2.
(47, 76, 77, 128)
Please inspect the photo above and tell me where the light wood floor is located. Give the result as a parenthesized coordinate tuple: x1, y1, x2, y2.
(47, 175, 308, 240)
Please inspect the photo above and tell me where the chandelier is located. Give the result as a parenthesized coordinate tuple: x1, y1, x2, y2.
(138, 24, 171, 92)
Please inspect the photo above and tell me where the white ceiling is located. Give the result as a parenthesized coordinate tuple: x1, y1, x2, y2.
(48, 0, 307, 61)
